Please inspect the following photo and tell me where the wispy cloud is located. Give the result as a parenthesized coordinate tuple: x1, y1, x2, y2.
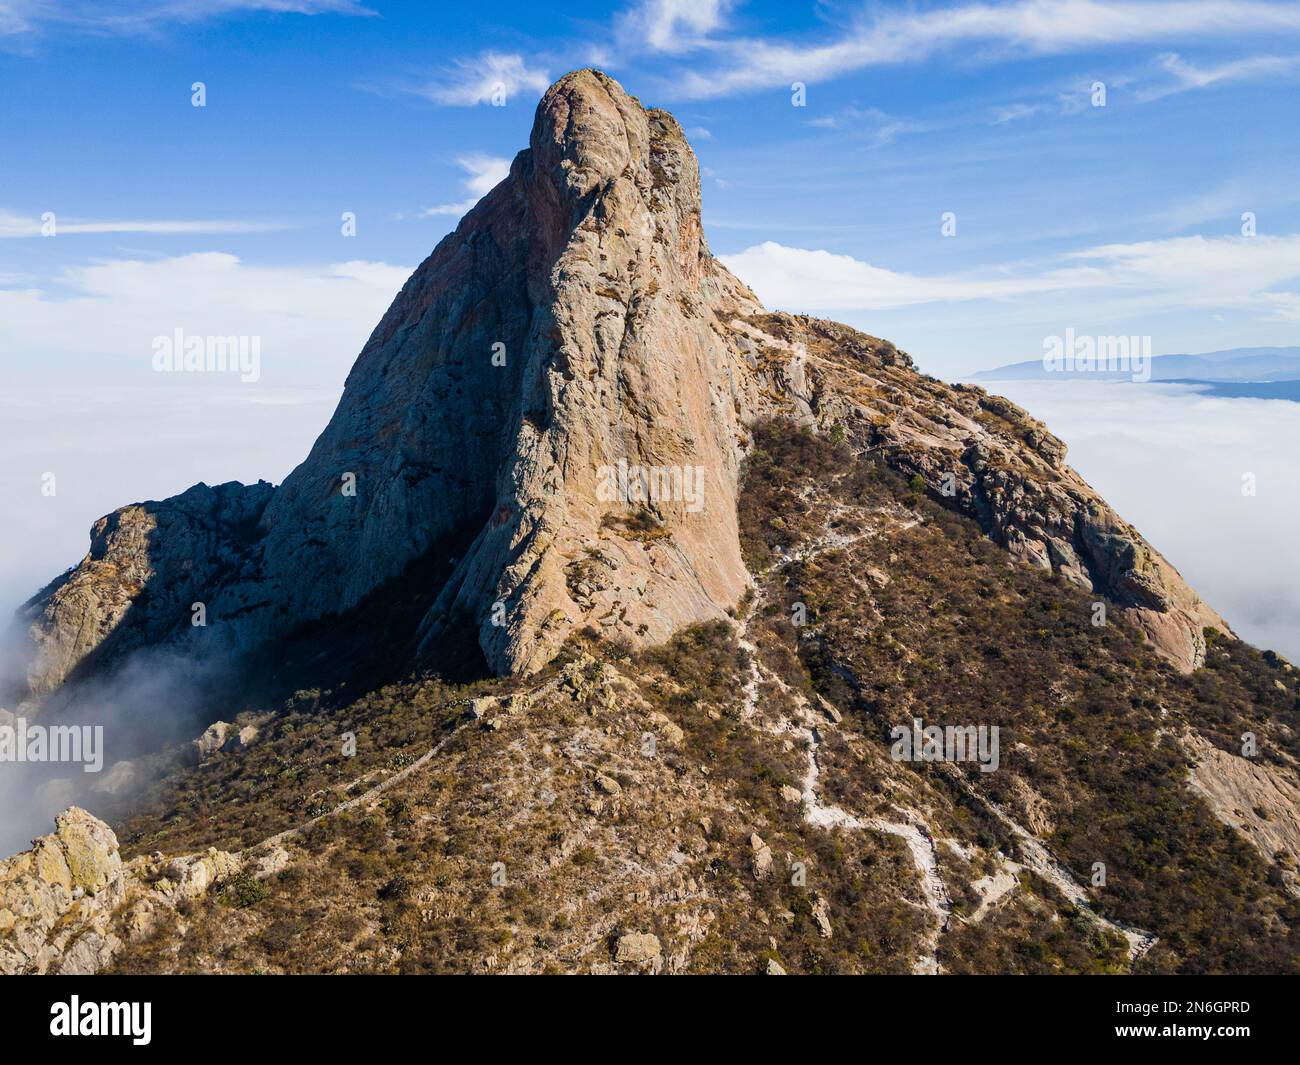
(414, 51, 550, 107)
(407, 155, 513, 219)
(419, 1, 729, 109)
(0, 3, 33, 36)
(985, 45, 1300, 128)
(0, 210, 290, 238)
(1136, 50, 1300, 100)
(0, 0, 370, 39)
(988, 91, 1088, 123)
(808, 105, 937, 146)
(1069, 234, 1300, 318)
(721, 233, 1300, 318)
(616, 0, 733, 53)
(669, 1, 1300, 99)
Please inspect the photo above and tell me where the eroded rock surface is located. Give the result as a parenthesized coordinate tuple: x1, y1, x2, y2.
(20, 69, 1225, 703)
(0, 807, 125, 974)
(1185, 730, 1300, 895)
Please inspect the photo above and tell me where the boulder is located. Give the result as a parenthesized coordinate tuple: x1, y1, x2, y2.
(750, 833, 774, 880)
(811, 893, 833, 938)
(0, 808, 126, 975)
(614, 932, 662, 969)
(55, 807, 121, 896)
(195, 721, 233, 759)
(648, 711, 685, 746)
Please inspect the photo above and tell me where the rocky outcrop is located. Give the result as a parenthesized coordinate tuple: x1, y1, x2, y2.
(18, 69, 1225, 696)
(1184, 731, 1300, 895)
(0, 807, 126, 974)
(22, 71, 763, 692)
(0, 806, 286, 975)
(613, 931, 662, 970)
(194, 720, 259, 760)
(22, 481, 273, 695)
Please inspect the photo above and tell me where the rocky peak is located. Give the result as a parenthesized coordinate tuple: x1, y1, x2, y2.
(528, 70, 705, 263)
(18, 70, 1223, 702)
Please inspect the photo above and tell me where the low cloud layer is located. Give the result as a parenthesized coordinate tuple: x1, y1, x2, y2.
(0, 385, 334, 621)
(1, 252, 409, 389)
(0, 385, 337, 853)
(982, 380, 1300, 663)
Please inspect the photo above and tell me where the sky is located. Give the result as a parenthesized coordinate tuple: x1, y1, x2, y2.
(3, 0, 1300, 384)
(0, 0, 1297, 655)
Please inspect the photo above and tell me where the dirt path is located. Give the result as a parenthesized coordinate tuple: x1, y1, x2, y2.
(261, 675, 570, 850)
(792, 704, 952, 973)
(735, 503, 1157, 972)
(736, 514, 954, 973)
(941, 771, 1157, 962)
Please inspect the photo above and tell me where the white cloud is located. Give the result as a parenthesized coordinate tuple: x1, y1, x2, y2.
(721, 234, 1300, 318)
(415, 155, 512, 218)
(806, 105, 936, 145)
(1137, 50, 1300, 100)
(0, 252, 411, 389)
(618, 0, 731, 53)
(0, 209, 290, 238)
(722, 242, 1072, 309)
(986, 49, 1296, 127)
(989, 102, 1050, 124)
(1067, 235, 1300, 318)
(671, 1, 1300, 99)
(421, 51, 550, 107)
(987, 94, 1086, 124)
(427, 0, 729, 103)
(1, 0, 370, 38)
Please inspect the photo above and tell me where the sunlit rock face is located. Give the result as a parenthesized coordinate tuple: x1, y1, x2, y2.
(19, 70, 1223, 697)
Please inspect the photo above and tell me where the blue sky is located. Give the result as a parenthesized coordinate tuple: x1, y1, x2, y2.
(2, 0, 1299, 385)
(2, 2, 1300, 664)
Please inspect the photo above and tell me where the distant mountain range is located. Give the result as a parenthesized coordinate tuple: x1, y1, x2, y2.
(974, 346, 1300, 389)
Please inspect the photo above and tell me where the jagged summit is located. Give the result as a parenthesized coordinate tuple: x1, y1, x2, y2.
(14, 72, 1297, 982)
(20, 70, 1223, 701)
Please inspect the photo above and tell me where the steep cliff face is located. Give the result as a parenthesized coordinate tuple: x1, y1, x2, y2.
(23, 481, 273, 695)
(19, 69, 1224, 699)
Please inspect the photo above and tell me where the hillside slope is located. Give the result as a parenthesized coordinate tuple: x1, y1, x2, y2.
(4, 71, 1296, 976)
(8, 420, 1294, 975)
